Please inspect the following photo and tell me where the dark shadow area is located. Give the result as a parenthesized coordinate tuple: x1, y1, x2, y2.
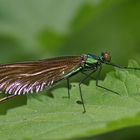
(0, 74, 83, 115)
(78, 125, 140, 140)
(0, 95, 27, 115)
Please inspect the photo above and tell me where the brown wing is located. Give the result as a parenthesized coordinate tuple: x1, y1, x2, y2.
(0, 56, 85, 95)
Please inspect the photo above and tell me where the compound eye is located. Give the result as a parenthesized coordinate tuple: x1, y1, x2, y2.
(103, 52, 111, 62)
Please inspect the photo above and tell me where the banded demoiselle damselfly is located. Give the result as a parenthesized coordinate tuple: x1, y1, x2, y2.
(0, 52, 139, 113)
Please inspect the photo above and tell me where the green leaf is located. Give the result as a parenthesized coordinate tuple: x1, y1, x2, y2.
(0, 60, 140, 140)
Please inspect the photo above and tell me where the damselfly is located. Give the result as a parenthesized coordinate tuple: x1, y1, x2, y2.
(0, 52, 139, 113)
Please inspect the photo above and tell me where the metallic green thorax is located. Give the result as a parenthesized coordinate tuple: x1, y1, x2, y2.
(60, 54, 99, 80)
(85, 54, 98, 64)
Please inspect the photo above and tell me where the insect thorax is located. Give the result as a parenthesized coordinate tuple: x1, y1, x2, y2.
(82, 54, 98, 70)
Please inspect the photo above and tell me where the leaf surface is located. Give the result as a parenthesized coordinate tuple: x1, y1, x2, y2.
(0, 60, 140, 140)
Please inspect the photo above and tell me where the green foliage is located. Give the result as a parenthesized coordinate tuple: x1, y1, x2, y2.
(0, 0, 140, 139)
(0, 60, 140, 140)
(0, 0, 140, 63)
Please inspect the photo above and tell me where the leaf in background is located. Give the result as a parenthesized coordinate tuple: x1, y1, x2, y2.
(0, 0, 139, 70)
(0, 60, 140, 140)
(0, 0, 85, 53)
(0, 0, 125, 55)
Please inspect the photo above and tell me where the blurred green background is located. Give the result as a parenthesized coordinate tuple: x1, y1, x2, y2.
(0, 0, 140, 139)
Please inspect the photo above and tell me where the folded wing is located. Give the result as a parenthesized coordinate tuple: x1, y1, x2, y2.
(0, 56, 84, 95)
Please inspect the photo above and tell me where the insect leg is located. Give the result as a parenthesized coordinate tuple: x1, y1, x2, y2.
(67, 78, 70, 98)
(63, 78, 70, 99)
(96, 65, 120, 95)
(0, 94, 17, 103)
(78, 70, 96, 113)
(106, 62, 140, 70)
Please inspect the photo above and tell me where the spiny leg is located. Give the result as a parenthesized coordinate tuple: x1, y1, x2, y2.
(106, 62, 140, 70)
(67, 78, 70, 98)
(63, 78, 70, 98)
(81, 67, 120, 95)
(96, 65, 120, 95)
(0, 94, 17, 103)
(78, 70, 97, 113)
